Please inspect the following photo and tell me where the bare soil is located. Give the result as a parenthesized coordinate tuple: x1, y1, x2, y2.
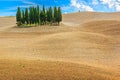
(0, 12, 120, 80)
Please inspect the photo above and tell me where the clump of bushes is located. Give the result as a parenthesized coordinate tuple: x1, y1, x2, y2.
(16, 5, 62, 27)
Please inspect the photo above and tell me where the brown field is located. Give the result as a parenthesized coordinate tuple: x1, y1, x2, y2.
(0, 12, 120, 80)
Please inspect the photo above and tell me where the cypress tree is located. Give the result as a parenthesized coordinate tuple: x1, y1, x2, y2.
(34, 7, 37, 24)
(16, 7, 21, 26)
(21, 10, 25, 24)
(47, 7, 53, 24)
(37, 5, 40, 24)
(53, 6, 58, 23)
(57, 7, 62, 24)
(39, 9, 41, 24)
(40, 11, 44, 25)
(50, 7, 53, 23)
(42, 5, 46, 24)
(31, 7, 34, 24)
(29, 7, 34, 24)
(46, 9, 50, 22)
(43, 5, 45, 14)
(29, 7, 32, 24)
(25, 8, 29, 24)
(35, 7, 38, 24)
(30, 7, 34, 24)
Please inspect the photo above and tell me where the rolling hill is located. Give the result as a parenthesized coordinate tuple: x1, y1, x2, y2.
(0, 12, 120, 80)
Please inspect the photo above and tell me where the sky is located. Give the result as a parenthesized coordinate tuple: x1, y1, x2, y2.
(0, 0, 120, 16)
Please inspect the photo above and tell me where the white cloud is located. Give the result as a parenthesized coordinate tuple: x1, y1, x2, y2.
(92, 0, 99, 5)
(81, 5, 94, 11)
(115, 0, 120, 11)
(100, 0, 115, 8)
(22, 0, 36, 5)
(70, 0, 120, 12)
(71, 0, 94, 11)
(118, 0, 120, 2)
(71, 0, 81, 8)
(100, 0, 120, 11)
(115, 4, 120, 11)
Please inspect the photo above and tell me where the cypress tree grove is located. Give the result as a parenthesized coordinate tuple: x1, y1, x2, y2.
(16, 5, 62, 26)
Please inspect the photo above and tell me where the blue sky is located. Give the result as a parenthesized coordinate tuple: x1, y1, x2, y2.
(0, 0, 120, 16)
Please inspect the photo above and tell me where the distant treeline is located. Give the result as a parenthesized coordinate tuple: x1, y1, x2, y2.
(16, 5, 62, 26)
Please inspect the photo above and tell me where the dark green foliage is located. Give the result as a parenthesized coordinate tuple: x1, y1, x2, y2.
(57, 7, 62, 24)
(21, 10, 25, 24)
(16, 5, 62, 26)
(53, 6, 58, 23)
(42, 5, 46, 24)
(40, 11, 45, 25)
(34, 7, 38, 24)
(42, 5, 45, 14)
(37, 5, 40, 24)
(46, 9, 50, 22)
(29, 7, 32, 24)
(25, 8, 29, 24)
(16, 7, 21, 26)
(31, 7, 34, 24)
(33, 7, 36, 24)
(47, 7, 53, 23)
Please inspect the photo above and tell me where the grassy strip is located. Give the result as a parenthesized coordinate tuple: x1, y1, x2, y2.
(18, 24, 39, 28)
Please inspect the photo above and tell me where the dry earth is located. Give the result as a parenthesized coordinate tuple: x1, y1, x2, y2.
(0, 12, 120, 80)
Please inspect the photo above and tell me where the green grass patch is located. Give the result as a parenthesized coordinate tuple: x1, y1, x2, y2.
(17, 24, 39, 28)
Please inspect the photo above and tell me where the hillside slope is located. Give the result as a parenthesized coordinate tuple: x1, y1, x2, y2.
(0, 12, 120, 80)
(0, 17, 16, 31)
(62, 12, 120, 26)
